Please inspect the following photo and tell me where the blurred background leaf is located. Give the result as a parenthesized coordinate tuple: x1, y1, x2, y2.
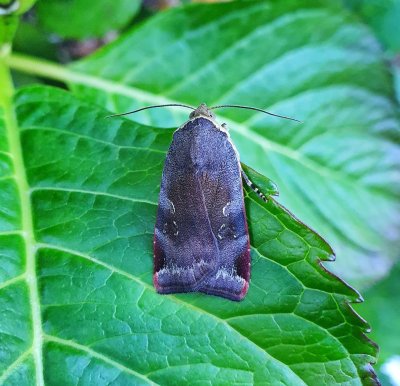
(358, 261, 400, 363)
(343, 0, 400, 107)
(356, 261, 400, 384)
(344, 0, 400, 53)
(35, 0, 141, 39)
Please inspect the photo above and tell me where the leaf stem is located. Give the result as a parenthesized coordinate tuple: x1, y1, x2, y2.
(7, 52, 173, 105)
(0, 50, 44, 385)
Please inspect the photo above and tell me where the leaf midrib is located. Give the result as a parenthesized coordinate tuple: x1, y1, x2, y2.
(0, 60, 44, 385)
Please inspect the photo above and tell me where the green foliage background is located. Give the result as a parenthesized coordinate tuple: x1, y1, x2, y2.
(0, 0, 399, 385)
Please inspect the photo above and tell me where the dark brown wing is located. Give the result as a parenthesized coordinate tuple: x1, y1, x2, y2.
(154, 117, 250, 301)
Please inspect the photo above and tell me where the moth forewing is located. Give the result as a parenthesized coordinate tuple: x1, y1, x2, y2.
(153, 107, 251, 301)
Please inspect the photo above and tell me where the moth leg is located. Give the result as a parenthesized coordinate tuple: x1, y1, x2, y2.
(241, 169, 268, 202)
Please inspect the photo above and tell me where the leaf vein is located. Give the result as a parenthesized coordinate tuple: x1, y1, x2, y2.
(36, 243, 306, 383)
(44, 334, 158, 385)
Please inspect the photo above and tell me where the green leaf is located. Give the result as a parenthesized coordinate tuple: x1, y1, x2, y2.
(355, 262, 400, 385)
(0, 84, 378, 384)
(0, 0, 36, 45)
(35, 0, 141, 39)
(68, 1, 400, 287)
(356, 261, 400, 364)
(13, 19, 57, 61)
(345, 0, 400, 53)
(0, 14, 18, 46)
(0, 0, 35, 14)
(241, 163, 279, 197)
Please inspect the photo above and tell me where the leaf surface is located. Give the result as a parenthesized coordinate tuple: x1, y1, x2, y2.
(345, 0, 400, 52)
(35, 0, 141, 39)
(356, 261, 400, 364)
(0, 85, 378, 384)
(69, 1, 400, 287)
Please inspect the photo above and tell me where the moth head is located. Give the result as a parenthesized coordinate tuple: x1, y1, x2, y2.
(189, 103, 216, 120)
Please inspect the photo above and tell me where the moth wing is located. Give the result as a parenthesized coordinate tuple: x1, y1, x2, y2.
(196, 160, 250, 301)
(154, 163, 219, 294)
(154, 117, 250, 301)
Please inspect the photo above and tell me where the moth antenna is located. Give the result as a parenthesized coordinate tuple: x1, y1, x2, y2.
(210, 104, 302, 123)
(106, 103, 195, 118)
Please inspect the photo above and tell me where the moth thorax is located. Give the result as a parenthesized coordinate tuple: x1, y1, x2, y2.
(189, 103, 216, 120)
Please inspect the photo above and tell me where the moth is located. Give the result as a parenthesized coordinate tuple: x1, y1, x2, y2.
(110, 103, 298, 301)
